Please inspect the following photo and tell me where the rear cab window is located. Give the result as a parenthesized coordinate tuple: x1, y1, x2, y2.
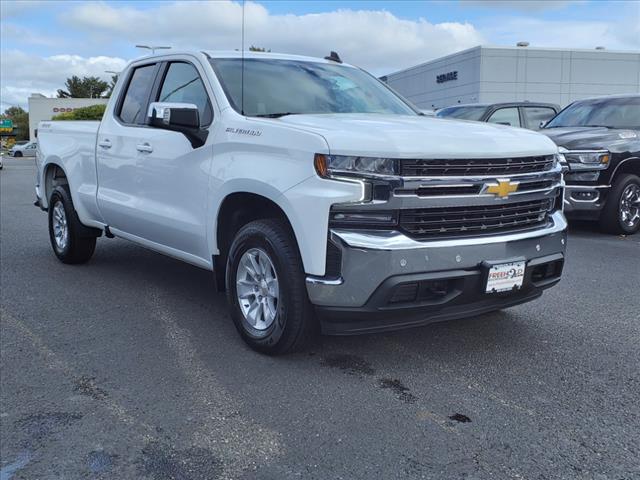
(117, 63, 157, 125)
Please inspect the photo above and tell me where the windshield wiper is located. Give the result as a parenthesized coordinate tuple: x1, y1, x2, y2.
(580, 125, 614, 129)
(253, 112, 299, 118)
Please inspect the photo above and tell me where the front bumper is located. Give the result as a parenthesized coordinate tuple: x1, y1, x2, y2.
(563, 184, 610, 220)
(306, 211, 567, 335)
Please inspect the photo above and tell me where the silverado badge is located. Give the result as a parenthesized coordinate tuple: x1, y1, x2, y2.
(485, 179, 519, 198)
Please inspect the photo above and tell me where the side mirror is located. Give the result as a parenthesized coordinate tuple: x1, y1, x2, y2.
(147, 102, 206, 148)
(539, 120, 547, 129)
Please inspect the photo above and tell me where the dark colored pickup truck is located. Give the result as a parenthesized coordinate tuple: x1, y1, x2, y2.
(542, 94, 640, 235)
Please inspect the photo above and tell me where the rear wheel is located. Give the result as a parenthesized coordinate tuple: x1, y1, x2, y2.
(225, 219, 316, 354)
(48, 185, 97, 263)
(599, 174, 640, 235)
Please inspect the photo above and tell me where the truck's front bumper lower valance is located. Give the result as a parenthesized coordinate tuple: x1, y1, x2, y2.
(306, 211, 567, 335)
(563, 184, 610, 220)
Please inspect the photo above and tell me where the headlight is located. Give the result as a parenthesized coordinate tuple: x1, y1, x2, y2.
(314, 154, 397, 178)
(562, 150, 610, 170)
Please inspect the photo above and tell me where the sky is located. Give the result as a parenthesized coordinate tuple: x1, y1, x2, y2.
(1, 0, 639, 111)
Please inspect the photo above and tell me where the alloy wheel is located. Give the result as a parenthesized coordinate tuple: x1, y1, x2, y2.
(236, 248, 279, 331)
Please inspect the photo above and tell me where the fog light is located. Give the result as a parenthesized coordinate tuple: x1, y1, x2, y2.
(571, 190, 598, 201)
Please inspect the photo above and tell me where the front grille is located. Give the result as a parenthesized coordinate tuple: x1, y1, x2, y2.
(400, 156, 555, 177)
(395, 179, 555, 197)
(399, 198, 554, 239)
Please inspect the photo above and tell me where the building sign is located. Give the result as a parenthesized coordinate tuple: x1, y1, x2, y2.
(436, 71, 458, 84)
(0, 119, 13, 133)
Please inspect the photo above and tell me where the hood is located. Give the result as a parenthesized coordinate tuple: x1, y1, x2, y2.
(541, 126, 640, 153)
(277, 114, 558, 158)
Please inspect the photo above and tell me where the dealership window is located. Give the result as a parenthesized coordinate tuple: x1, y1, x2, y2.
(488, 108, 521, 127)
(523, 107, 556, 130)
(118, 64, 157, 125)
(158, 62, 213, 126)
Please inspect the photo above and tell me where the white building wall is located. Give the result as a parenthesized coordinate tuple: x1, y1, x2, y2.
(384, 46, 640, 110)
(383, 47, 482, 109)
(28, 95, 109, 140)
(478, 47, 640, 106)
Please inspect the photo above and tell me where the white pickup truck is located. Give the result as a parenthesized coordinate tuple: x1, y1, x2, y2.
(36, 50, 567, 354)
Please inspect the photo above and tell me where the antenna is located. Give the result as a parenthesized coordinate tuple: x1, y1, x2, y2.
(241, 0, 245, 115)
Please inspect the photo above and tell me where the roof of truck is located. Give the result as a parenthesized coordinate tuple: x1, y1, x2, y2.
(136, 50, 354, 66)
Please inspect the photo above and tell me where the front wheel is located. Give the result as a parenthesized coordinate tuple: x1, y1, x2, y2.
(13, 151, 22, 158)
(599, 174, 640, 235)
(48, 185, 97, 263)
(225, 219, 317, 354)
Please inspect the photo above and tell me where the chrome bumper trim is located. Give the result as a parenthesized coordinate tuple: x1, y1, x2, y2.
(329, 211, 567, 251)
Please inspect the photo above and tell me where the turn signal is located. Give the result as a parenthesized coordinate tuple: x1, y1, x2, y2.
(314, 153, 328, 177)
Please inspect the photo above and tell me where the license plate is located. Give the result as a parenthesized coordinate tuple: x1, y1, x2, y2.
(485, 261, 526, 293)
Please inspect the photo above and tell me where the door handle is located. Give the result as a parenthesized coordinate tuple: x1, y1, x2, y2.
(98, 139, 112, 149)
(136, 143, 153, 153)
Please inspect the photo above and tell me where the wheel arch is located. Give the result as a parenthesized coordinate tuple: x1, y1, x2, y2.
(611, 157, 640, 180)
(212, 190, 302, 292)
(41, 161, 69, 210)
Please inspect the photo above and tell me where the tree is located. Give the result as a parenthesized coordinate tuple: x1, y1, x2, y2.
(249, 46, 271, 52)
(51, 104, 106, 121)
(57, 75, 110, 98)
(1, 106, 29, 141)
(105, 75, 118, 99)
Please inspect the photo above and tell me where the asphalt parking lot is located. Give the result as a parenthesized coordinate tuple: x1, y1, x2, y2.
(1, 156, 639, 480)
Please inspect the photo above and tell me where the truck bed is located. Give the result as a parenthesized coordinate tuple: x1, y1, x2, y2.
(36, 120, 102, 226)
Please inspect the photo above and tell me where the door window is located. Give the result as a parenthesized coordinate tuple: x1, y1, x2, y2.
(158, 62, 212, 126)
(118, 64, 156, 125)
(523, 107, 556, 129)
(488, 108, 521, 127)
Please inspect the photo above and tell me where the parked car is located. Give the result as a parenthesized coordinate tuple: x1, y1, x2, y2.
(10, 141, 37, 157)
(437, 102, 560, 130)
(541, 94, 640, 235)
(36, 50, 567, 354)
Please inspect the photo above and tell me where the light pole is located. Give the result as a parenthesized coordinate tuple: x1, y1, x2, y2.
(135, 45, 171, 55)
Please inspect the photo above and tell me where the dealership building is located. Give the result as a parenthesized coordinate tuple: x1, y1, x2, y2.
(382, 45, 640, 110)
(28, 94, 108, 140)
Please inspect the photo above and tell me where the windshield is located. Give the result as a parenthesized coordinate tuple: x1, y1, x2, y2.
(210, 58, 417, 117)
(436, 106, 487, 121)
(546, 96, 640, 129)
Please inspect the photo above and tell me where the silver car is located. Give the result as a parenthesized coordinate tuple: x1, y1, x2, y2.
(10, 141, 37, 157)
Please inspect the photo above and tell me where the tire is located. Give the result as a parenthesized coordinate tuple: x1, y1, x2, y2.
(599, 174, 640, 235)
(48, 185, 97, 264)
(14, 151, 22, 158)
(225, 219, 317, 354)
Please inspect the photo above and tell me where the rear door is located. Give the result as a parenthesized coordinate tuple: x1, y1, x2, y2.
(96, 61, 160, 237)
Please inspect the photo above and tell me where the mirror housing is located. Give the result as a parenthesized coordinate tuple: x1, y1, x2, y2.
(539, 120, 547, 129)
(147, 102, 206, 148)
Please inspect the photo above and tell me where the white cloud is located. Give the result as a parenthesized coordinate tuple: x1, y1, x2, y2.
(64, 1, 485, 74)
(0, 50, 126, 110)
(481, 15, 640, 51)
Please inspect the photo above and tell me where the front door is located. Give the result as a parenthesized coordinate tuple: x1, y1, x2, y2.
(96, 59, 215, 261)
